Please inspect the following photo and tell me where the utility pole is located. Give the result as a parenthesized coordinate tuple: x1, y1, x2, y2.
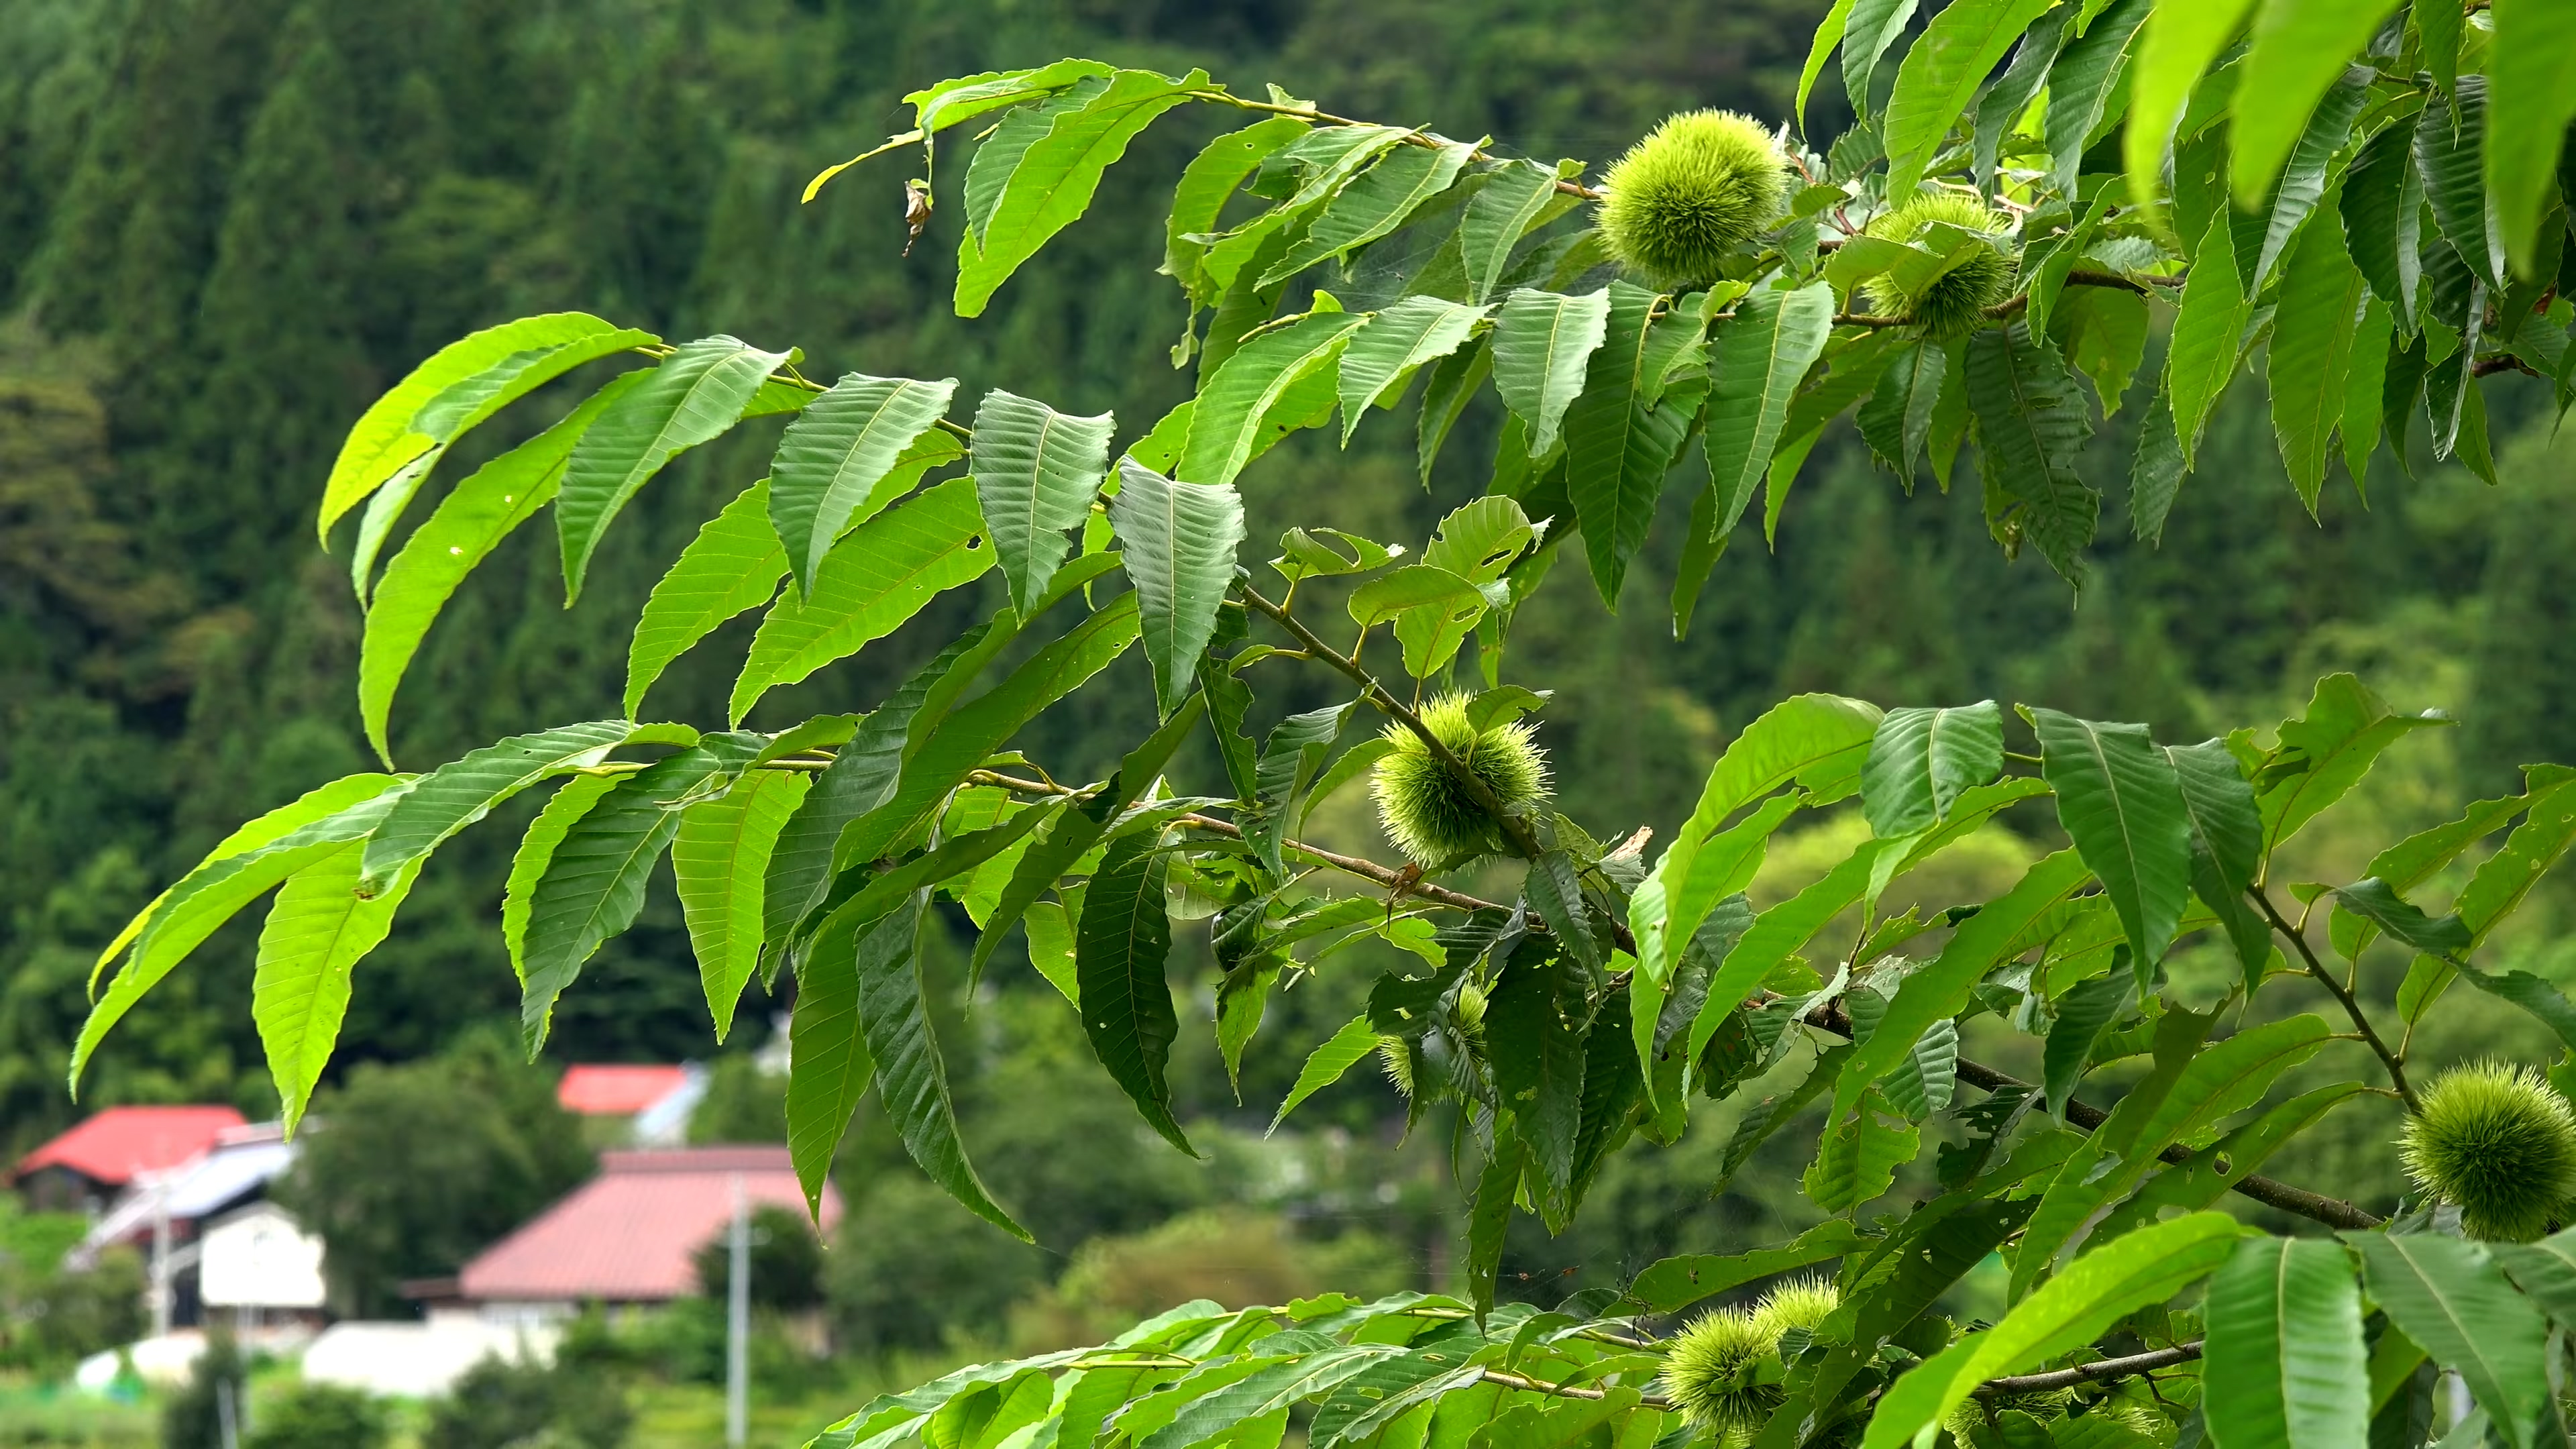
(148, 1174, 171, 1340)
(726, 1175, 749, 1449)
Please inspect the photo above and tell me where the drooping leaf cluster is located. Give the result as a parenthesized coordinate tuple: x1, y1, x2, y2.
(67, 6, 2576, 1446)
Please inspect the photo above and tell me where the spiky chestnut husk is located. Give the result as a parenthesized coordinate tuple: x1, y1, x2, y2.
(2400, 1059, 2576, 1240)
(1596, 110, 1788, 289)
(1943, 1388, 2076, 1442)
(1370, 695, 1550, 869)
(1751, 1277, 1839, 1341)
(1862, 192, 2016, 339)
(1658, 1306, 1780, 1444)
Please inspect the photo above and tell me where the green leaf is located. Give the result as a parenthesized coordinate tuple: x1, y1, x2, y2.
(1881, 0, 2059, 201)
(74, 776, 409, 1091)
(317, 312, 647, 543)
(502, 775, 619, 985)
(1165, 117, 1311, 307)
(2327, 877, 2468, 954)
(347, 325, 663, 600)
(254, 842, 423, 1133)
(359, 372, 644, 765)
(1967, 322, 2098, 586)
(2042, 970, 2131, 1118)
(1180, 313, 1368, 486)
(1079, 831, 1192, 1155)
(2045, 0, 2151, 192)
(1246, 703, 1350, 876)
(1271, 1015, 1381, 1134)
(1843, 849, 2090, 1099)
(625, 484, 794, 716)
(1416, 342, 1491, 486)
(2167, 738, 2261, 896)
(2491, 1230, 2576, 1334)
(2232, 0, 2402, 207)
(2202, 1236, 2369, 1449)
(2457, 965, 2576, 1059)
(770, 375, 960, 595)
(1337, 298, 1489, 445)
(852, 888, 1030, 1240)
(2017, 1014, 2328, 1295)
(1462, 162, 1562, 304)
(2092, 1083, 2367, 1243)
(1631, 694, 1880, 997)
(2128, 378, 2187, 545)
(1564, 281, 1700, 606)
(2268, 201, 2369, 511)
(2123, 0, 2258, 216)
(360, 720, 637, 893)
(2031, 708, 2191, 967)
(762, 628, 989, 950)
(2167, 221, 2253, 470)
(1796, 0, 1859, 129)
(2347, 1234, 2550, 1449)
(783, 898, 878, 1214)
(1488, 955, 1591, 1226)
(971, 694, 1206, 983)
(1804, 1089, 1921, 1213)
(1260, 141, 1476, 288)
(1857, 339, 1945, 481)
(554, 335, 790, 604)
(1861, 702, 2005, 837)
(1841, 0, 1921, 121)
(1626, 1220, 1873, 1314)
(2486, 0, 2576, 277)
(1491, 287, 1614, 460)
(1466, 1128, 1524, 1316)
(2416, 78, 2506, 288)
(1702, 283, 1835, 538)
(2249, 71, 2373, 292)
(730, 476, 994, 725)
(1859, 1214, 2244, 1449)
(2262, 674, 2451, 855)
(969, 390, 1115, 616)
(521, 749, 724, 1053)
(956, 68, 1209, 317)
(675, 768, 810, 1042)
(1110, 459, 1244, 718)
(837, 590, 1141, 868)
(2343, 122, 2424, 319)
(2051, 286, 2148, 415)
(908, 60, 1118, 137)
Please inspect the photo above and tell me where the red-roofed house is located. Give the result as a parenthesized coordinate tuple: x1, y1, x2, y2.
(555, 1064, 705, 1145)
(457, 1147, 838, 1324)
(13, 1106, 248, 1214)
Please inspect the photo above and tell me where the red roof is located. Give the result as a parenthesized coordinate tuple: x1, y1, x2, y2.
(556, 1064, 693, 1116)
(458, 1148, 840, 1303)
(14, 1106, 248, 1186)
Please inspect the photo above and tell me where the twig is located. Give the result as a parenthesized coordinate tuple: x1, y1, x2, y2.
(963, 769, 1500, 916)
(1240, 585, 1547, 862)
(1478, 1369, 1668, 1409)
(1976, 1342, 2202, 1395)
(2249, 886, 2421, 1114)
(1945, 1051, 2381, 1230)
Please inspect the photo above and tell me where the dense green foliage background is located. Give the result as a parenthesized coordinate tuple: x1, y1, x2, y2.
(9, 0, 2576, 1356)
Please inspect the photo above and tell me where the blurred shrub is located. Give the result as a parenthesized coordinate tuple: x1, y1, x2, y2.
(686, 1057, 786, 1145)
(824, 1178, 1044, 1355)
(690, 1206, 822, 1311)
(159, 1334, 243, 1449)
(276, 1031, 592, 1316)
(420, 1346, 629, 1449)
(0, 1197, 143, 1375)
(241, 1385, 384, 1449)
(1010, 1210, 1403, 1350)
